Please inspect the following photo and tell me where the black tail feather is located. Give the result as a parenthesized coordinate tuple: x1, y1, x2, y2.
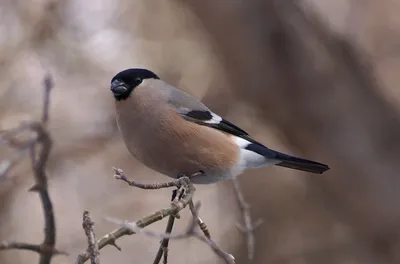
(245, 143, 329, 174)
(274, 152, 329, 174)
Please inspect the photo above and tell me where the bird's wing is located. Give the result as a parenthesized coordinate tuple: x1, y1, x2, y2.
(166, 87, 258, 143)
(166, 86, 330, 173)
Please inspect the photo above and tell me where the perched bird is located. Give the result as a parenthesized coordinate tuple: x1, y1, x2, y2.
(110, 68, 329, 184)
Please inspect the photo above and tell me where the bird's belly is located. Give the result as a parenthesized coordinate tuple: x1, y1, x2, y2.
(117, 118, 239, 184)
(128, 142, 237, 184)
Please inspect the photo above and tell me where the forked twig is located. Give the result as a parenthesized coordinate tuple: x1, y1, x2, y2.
(108, 202, 235, 264)
(232, 178, 263, 260)
(76, 170, 195, 263)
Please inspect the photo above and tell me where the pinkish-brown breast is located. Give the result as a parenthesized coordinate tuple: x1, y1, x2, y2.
(114, 86, 239, 180)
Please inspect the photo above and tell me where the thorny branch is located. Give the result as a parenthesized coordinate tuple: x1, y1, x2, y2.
(0, 74, 63, 264)
(232, 178, 263, 260)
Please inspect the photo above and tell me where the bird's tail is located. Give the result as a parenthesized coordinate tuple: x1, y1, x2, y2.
(245, 143, 329, 174)
(273, 151, 329, 174)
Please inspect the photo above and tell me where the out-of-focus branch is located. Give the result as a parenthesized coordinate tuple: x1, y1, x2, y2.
(0, 74, 62, 264)
(0, 241, 66, 255)
(232, 179, 263, 260)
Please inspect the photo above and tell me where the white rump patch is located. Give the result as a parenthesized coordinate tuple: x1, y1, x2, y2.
(231, 136, 279, 172)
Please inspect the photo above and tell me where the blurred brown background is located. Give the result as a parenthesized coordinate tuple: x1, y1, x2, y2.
(2, 0, 400, 263)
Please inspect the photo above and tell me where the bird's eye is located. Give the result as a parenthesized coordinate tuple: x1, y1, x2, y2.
(135, 77, 142, 84)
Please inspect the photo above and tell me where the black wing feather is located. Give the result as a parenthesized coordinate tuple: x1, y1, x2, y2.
(185, 110, 213, 121)
(182, 110, 260, 144)
(180, 110, 330, 174)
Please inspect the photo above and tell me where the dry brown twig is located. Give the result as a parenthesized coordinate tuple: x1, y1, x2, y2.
(76, 168, 235, 264)
(153, 215, 175, 264)
(107, 202, 235, 264)
(0, 74, 66, 264)
(232, 178, 264, 260)
(152, 186, 184, 264)
(189, 200, 211, 239)
(153, 183, 190, 264)
(76, 168, 196, 263)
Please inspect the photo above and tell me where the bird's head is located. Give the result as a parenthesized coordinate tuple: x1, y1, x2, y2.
(110, 68, 160, 101)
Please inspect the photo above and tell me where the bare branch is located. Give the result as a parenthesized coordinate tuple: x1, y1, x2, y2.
(0, 241, 67, 256)
(152, 215, 175, 264)
(79, 170, 232, 263)
(108, 202, 235, 264)
(192, 233, 235, 264)
(113, 168, 182, 189)
(232, 178, 263, 260)
(0, 74, 61, 264)
(81, 211, 100, 264)
(106, 203, 199, 240)
(76, 174, 196, 263)
(42, 73, 54, 124)
(189, 200, 211, 239)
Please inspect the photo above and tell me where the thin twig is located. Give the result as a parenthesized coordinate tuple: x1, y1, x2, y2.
(152, 215, 175, 264)
(81, 211, 100, 264)
(42, 73, 53, 124)
(188, 203, 235, 263)
(76, 174, 196, 263)
(154, 184, 189, 264)
(189, 200, 211, 239)
(0, 74, 60, 264)
(113, 168, 179, 189)
(108, 202, 235, 264)
(0, 241, 66, 255)
(113, 168, 203, 190)
(107, 203, 200, 240)
(192, 233, 235, 264)
(232, 178, 263, 260)
(29, 121, 56, 264)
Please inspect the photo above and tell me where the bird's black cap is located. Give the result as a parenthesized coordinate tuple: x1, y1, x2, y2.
(110, 68, 160, 101)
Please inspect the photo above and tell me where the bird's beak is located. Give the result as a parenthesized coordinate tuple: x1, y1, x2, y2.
(110, 79, 128, 95)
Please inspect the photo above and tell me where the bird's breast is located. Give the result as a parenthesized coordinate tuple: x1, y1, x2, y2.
(115, 99, 240, 183)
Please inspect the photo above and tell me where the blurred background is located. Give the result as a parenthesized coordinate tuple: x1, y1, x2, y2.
(1, 0, 400, 263)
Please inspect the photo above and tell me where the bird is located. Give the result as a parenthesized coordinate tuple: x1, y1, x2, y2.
(110, 68, 330, 184)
